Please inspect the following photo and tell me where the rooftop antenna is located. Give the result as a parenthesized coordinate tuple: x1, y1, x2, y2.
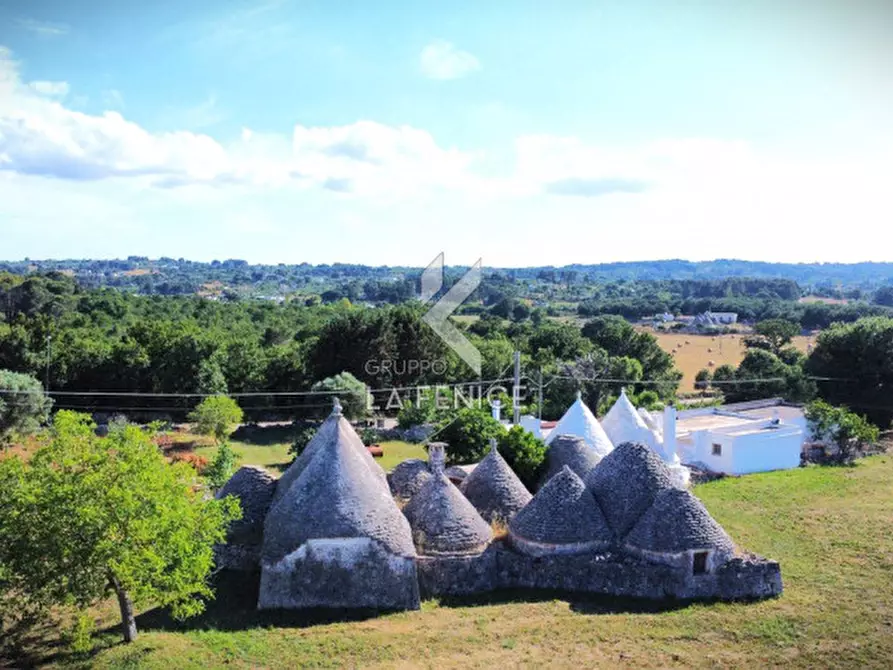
(428, 442, 446, 475)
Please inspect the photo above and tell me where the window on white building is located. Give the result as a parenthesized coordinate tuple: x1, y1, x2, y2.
(712, 443, 722, 456)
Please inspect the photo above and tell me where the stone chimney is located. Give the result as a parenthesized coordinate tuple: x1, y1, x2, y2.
(663, 405, 677, 457)
(428, 442, 447, 475)
(332, 397, 343, 416)
(491, 399, 502, 422)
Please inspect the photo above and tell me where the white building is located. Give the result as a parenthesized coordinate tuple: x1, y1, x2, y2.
(670, 399, 804, 475)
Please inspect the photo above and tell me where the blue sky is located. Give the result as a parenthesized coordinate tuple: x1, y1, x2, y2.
(1, 0, 892, 266)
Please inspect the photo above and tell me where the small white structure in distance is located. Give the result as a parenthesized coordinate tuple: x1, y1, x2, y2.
(544, 392, 614, 459)
(667, 399, 804, 475)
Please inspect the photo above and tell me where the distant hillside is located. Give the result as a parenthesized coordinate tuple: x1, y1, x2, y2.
(1, 257, 892, 299)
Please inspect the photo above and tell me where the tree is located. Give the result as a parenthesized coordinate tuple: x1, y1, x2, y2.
(805, 400, 879, 464)
(497, 425, 547, 489)
(288, 423, 318, 460)
(745, 319, 800, 355)
(873, 285, 893, 307)
(205, 441, 238, 490)
(188, 395, 244, 444)
(196, 357, 228, 395)
(0, 412, 240, 644)
(694, 368, 712, 391)
(311, 372, 371, 420)
(807, 317, 893, 427)
(0, 370, 53, 448)
(436, 408, 506, 465)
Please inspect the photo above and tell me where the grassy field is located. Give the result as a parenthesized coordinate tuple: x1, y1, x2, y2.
(194, 426, 425, 476)
(645, 331, 816, 392)
(14, 455, 893, 669)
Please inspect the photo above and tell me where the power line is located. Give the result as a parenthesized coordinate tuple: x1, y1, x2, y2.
(0, 376, 517, 399)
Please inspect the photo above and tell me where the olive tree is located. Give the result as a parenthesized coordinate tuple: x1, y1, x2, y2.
(0, 411, 240, 644)
(0, 369, 53, 448)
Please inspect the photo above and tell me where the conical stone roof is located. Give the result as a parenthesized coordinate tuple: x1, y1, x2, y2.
(545, 394, 614, 457)
(387, 459, 432, 501)
(216, 465, 277, 545)
(509, 465, 613, 553)
(403, 472, 492, 555)
(625, 488, 735, 558)
(261, 419, 416, 564)
(585, 441, 674, 537)
(273, 401, 387, 503)
(542, 434, 602, 484)
(601, 389, 653, 447)
(459, 443, 532, 522)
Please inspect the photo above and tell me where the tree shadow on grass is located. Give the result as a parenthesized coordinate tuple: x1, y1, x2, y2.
(130, 571, 385, 635)
(2, 616, 125, 669)
(231, 424, 294, 447)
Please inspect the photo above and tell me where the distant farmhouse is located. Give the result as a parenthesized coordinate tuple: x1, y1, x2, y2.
(694, 311, 738, 327)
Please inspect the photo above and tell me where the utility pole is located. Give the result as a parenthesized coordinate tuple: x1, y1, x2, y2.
(537, 368, 544, 420)
(512, 350, 521, 425)
(45, 335, 52, 392)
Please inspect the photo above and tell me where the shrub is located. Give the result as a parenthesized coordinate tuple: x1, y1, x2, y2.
(169, 452, 210, 473)
(498, 425, 547, 489)
(436, 408, 506, 465)
(289, 424, 318, 459)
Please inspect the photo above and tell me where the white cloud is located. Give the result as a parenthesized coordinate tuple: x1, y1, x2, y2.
(17, 19, 69, 37)
(28, 80, 69, 97)
(0, 47, 477, 194)
(419, 40, 481, 80)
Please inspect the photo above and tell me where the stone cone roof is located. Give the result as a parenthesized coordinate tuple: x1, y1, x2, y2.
(542, 434, 602, 485)
(403, 473, 492, 555)
(273, 404, 386, 503)
(459, 445, 532, 523)
(601, 389, 653, 447)
(625, 488, 735, 557)
(510, 465, 613, 548)
(585, 441, 674, 537)
(262, 419, 416, 564)
(545, 396, 614, 457)
(387, 458, 433, 501)
(216, 465, 277, 545)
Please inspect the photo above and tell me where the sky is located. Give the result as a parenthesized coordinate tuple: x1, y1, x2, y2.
(0, 0, 892, 267)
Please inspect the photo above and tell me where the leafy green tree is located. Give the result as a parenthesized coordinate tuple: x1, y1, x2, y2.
(311, 372, 371, 420)
(497, 425, 547, 490)
(0, 370, 53, 448)
(436, 407, 506, 465)
(205, 441, 238, 490)
(745, 319, 800, 355)
(0, 411, 240, 644)
(188, 395, 244, 443)
(196, 357, 228, 395)
(805, 399, 879, 464)
(581, 315, 679, 399)
(694, 368, 712, 391)
(632, 389, 662, 410)
(873, 285, 893, 307)
(807, 317, 893, 426)
(288, 424, 318, 460)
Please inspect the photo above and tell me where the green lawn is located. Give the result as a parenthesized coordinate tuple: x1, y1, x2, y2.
(195, 427, 425, 475)
(13, 456, 893, 668)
